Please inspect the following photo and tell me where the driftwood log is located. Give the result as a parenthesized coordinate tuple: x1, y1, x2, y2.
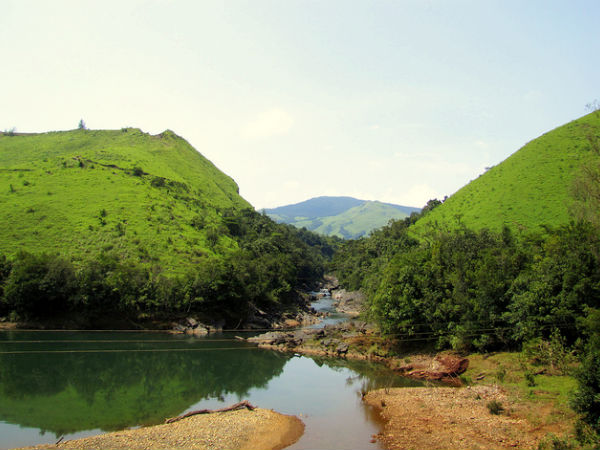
(165, 400, 257, 424)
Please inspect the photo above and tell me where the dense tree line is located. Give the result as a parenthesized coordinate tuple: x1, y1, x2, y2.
(334, 213, 600, 352)
(0, 209, 336, 326)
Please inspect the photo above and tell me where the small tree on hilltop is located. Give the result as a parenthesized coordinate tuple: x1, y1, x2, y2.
(78, 119, 87, 130)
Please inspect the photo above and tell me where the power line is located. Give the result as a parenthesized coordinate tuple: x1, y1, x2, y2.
(0, 347, 263, 355)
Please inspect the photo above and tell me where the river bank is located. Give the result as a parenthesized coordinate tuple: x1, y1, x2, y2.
(2, 284, 578, 449)
(366, 385, 544, 450)
(365, 351, 577, 450)
(18, 407, 304, 450)
(246, 321, 469, 384)
(246, 322, 577, 449)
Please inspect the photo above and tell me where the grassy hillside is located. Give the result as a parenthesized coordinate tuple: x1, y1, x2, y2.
(0, 128, 250, 274)
(413, 112, 600, 234)
(266, 196, 420, 239)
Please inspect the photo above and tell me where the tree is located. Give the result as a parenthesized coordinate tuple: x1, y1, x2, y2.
(78, 119, 86, 130)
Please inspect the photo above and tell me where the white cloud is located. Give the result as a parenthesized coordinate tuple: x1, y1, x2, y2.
(241, 108, 294, 139)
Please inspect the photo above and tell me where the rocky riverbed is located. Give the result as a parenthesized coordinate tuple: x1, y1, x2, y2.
(246, 321, 469, 384)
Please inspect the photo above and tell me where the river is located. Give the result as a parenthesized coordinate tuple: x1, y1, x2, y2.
(0, 299, 421, 449)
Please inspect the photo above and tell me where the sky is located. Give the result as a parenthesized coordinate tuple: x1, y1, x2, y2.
(1, 0, 599, 209)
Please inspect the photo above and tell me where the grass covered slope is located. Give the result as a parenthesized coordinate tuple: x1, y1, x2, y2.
(413, 112, 600, 234)
(0, 128, 250, 274)
(266, 196, 420, 239)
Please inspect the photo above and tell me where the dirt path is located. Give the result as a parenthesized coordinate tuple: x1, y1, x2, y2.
(19, 408, 304, 450)
(365, 386, 560, 450)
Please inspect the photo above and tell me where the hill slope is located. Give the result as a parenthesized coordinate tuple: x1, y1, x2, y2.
(413, 112, 600, 234)
(265, 196, 420, 239)
(0, 128, 250, 274)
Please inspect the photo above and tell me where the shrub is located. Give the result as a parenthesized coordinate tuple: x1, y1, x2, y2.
(487, 400, 504, 415)
(151, 176, 165, 187)
(495, 365, 507, 382)
(571, 337, 600, 439)
(525, 371, 537, 387)
(132, 166, 144, 177)
(537, 433, 574, 450)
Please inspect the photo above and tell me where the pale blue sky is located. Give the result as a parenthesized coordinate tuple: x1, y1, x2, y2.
(1, 0, 598, 208)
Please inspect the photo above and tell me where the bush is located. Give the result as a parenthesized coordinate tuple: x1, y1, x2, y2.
(132, 166, 144, 177)
(571, 337, 600, 438)
(537, 433, 574, 450)
(525, 371, 537, 387)
(487, 400, 504, 415)
(523, 331, 576, 375)
(151, 176, 165, 187)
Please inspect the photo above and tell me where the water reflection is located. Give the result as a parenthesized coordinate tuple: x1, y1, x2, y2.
(0, 331, 290, 437)
(0, 331, 424, 450)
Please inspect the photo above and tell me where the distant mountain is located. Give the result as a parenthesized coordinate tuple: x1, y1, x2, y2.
(264, 196, 420, 239)
(412, 111, 600, 234)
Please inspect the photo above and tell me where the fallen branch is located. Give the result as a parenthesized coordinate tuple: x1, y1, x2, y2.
(165, 400, 257, 424)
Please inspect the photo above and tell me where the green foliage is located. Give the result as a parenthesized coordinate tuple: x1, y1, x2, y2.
(3, 252, 77, 319)
(537, 434, 575, 450)
(0, 208, 329, 325)
(336, 218, 600, 353)
(524, 371, 537, 387)
(571, 335, 600, 445)
(0, 128, 329, 325)
(522, 330, 576, 375)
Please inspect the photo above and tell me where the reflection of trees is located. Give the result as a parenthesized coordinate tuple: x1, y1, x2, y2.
(0, 336, 290, 436)
(310, 355, 424, 392)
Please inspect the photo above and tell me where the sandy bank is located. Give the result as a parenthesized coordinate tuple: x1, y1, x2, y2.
(19, 408, 304, 450)
(365, 386, 562, 450)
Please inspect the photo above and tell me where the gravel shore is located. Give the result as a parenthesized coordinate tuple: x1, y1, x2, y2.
(365, 386, 561, 450)
(18, 408, 304, 450)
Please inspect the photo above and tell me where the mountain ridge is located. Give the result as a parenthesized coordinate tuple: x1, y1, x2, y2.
(265, 196, 420, 239)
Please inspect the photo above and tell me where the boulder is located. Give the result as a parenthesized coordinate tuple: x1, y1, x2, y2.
(336, 343, 349, 355)
(172, 323, 187, 333)
(192, 327, 208, 336)
(185, 317, 198, 328)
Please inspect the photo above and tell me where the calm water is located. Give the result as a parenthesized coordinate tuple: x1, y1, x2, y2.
(0, 328, 421, 450)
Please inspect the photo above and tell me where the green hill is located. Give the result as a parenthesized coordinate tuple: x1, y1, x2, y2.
(265, 196, 420, 239)
(0, 128, 250, 274)
(413, 112, 600, 234)
(0, 127, 330, 326)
